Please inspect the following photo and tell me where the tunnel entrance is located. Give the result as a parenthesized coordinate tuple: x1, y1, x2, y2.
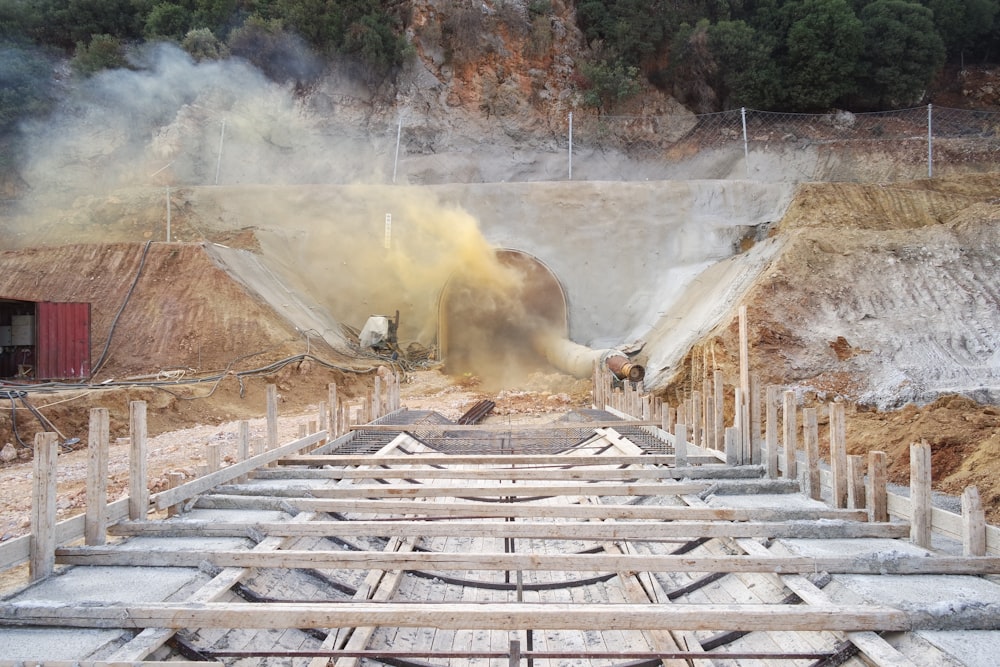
(438, 249, 568, 388)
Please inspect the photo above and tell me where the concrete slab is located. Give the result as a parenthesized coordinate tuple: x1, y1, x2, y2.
(0, 627, 126, 660)
(9, 565, 202, 604)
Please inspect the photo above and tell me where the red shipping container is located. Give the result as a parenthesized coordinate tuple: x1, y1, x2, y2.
(34, 301, 91, 380)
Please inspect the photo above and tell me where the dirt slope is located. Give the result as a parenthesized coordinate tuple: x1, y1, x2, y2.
(662, 174, 1000, 521)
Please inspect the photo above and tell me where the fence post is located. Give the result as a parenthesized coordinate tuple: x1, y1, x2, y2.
(568, 111, 573, 180)
(741, 107, 750, 179)
(927, 103, 933, 178)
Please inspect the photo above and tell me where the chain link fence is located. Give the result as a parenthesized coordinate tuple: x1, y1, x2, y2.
(552, 105, 1000, 182)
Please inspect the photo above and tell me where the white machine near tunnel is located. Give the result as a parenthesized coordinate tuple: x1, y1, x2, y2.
(437, 248, 642, 387)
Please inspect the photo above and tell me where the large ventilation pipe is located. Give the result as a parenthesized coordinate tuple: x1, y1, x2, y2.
(438, 248, 643, 384)
(532, 333, 645, 382)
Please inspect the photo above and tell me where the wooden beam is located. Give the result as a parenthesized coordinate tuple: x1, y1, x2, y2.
(54, 547, 1000, 576)
(192, 495, 870, 522)
(280, 454, 714, 467)
(108, 519, 911, 541)
(30, 431, 58, 581)
(150, 431, 328, 511)
(217, 482, 714, 499)
(348, 421, 660, 432)
(868, 450, 889, 523)
(129, 401, 148, 521)
(963, 486, 987, 557)
(910, 442, 932, 548)
(251, 465, 754, 482)
(85, 407, 110, 546)
(9, 600, 993, 632)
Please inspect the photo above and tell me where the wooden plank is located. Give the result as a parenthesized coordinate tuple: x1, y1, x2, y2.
(765, 385, 779, 478)
(129, 400, 148, 520)
(0, 601, 926, 632)
(266, 384, 279, 451)
(963, 486, 987, 557)
(109, 519, 910, 541)
(830, 403, 849, 508)
(868, 451, 889, 523)
(803, 407, 821, 500)
(30, 431, 58, 581)
(221, 482, 713, 499)
(53, 547, 1000, 575)
(848, 454, 866, 509)
(151, 430, 328, 510)
(348, 421, 660, 432)
(250, 466, 743, 481)
(782, 390, 797, 480)
(85, 407, 110, 546)
(192, 495, 870, 521)
(910, 442, 932, 548)
(281, 453, 713, 467)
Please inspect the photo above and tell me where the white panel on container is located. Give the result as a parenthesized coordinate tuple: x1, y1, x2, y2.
(11, 315, 34, 346)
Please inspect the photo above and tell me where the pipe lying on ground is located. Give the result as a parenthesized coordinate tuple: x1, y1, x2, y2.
(532, 334, 644, 382)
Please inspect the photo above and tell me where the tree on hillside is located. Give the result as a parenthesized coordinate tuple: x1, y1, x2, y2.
(0, 44, 56, 131)
(144, 3, 193, 40)
(576, 0, 670, 65)
(778, 0, 864, 109)
(30, 0, 144, 50)
(227, 15, 321, 83)
(854, 0, 945, 107)
(708, 19, 783, 109)
(71, 33, 129, 75)
(921, 0, 998, 62)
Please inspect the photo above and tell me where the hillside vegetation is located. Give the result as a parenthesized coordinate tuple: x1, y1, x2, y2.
(2, 0, 999, 141)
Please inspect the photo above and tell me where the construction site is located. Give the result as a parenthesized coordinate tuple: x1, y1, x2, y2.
(2, 46, 1000, 667)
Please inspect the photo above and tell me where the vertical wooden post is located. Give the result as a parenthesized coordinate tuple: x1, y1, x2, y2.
(207, 443, 221, 474)
(129, 401, 148, 521)
(868, 451, 888, 523)
(374, 375, 383, 420)
(266, 384, 279, 451)
(365, 389, 374, 424)
(85, 407, 110, 546)
(713, 370, 724, 452)
(782, 390, 796, 480)
(765, 385, 779, 478)
(701, 378, 712, 449)
(847, 455, 867, 509)
(830, 402, 849, 509)
(691, 390, 702, 448)
(962, 486, 987, 556)
(30, 431, 58, 581)
(328, 383, 338, 437)
(167, 472, 184, 517)
(674, 424, 688, 468)
(509, 639, 521, 667)
(238, 420, 250, 483)
(738, 305, 751, 460)
(297, 423, 307, 439)
(802, 407, 821, 500)
(910, 442, 932, 548)
(252, 437, 265, 458)
(749, 373, 762, 465)
(664, 406, 675, 434)
(733, 388, 744, 464)
(724, 426, 740, 466)
(318, 400, 328, 435)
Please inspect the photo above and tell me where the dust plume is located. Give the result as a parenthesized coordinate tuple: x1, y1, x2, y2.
(4, 43, 575, 387)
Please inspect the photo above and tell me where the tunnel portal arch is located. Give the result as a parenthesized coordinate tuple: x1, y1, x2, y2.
(437, 249, 569, 384)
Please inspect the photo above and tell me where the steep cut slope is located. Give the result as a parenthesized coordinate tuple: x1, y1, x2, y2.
(0, 243, 357, 380)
